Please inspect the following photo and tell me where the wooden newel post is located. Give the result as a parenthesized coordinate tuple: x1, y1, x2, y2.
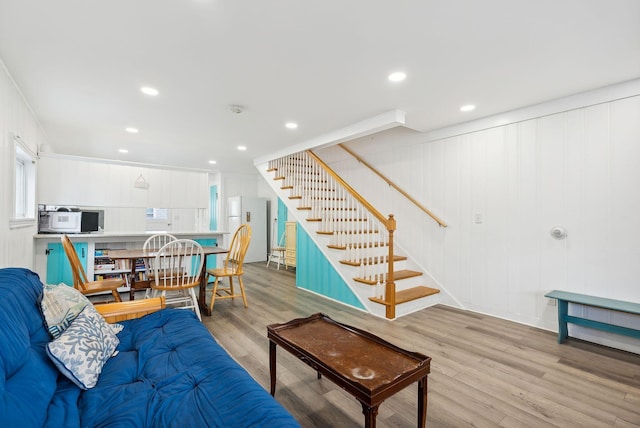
(386, 214, 396, 319)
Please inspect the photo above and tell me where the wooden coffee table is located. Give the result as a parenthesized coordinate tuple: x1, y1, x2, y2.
(267, 313, 431, 428)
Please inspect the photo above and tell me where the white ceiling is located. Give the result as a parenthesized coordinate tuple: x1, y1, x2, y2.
(0, 0, 639, 174)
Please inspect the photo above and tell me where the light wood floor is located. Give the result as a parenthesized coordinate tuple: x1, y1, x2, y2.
(199, 263, 640, 428)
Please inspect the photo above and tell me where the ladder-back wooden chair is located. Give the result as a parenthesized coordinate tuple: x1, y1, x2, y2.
(150, 239, 204, 321)
(60, 234, 123, 303)
(205, 224, 252, 312)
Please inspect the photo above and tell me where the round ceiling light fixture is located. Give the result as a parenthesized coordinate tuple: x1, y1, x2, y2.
(228, 105, 244, 114)
(237, 145, 247, 151)
(208, 160, 217, 165)
(118, 148, 129, 153)
(285, 122, 298, 129)
(460, 104, 476, 112)
(140, 86, 159, 96)
(388, 71, 407, 82)
(125, 127, 139, 133)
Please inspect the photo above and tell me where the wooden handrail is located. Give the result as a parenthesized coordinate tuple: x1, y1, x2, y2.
(338, 143, 448, 228)
(306, 150, 395, 232)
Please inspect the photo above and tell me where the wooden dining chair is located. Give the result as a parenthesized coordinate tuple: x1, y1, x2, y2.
(142, 233, 178, 297)
(205, 224, 252, 313)
(150, 239, 204, 321)
(60, 234, 123, 303)
(266, 222, 287, 270)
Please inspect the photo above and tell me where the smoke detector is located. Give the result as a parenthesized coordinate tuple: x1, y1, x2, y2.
(228, 104, 244, 114)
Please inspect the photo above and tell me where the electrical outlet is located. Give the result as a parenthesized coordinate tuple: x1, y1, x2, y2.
(544, 291, 556, 306)
(474, 213, 483, 224)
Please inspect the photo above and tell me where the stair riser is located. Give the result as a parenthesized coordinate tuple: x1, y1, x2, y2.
(339, 259, 409, 275)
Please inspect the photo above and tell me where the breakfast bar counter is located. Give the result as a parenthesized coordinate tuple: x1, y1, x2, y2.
(33, 231, 228, 287)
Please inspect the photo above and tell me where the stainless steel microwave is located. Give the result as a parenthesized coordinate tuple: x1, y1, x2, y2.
(38, 211, 100, 234)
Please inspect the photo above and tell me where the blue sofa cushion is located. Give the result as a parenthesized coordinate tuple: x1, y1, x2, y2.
(0, 268, 59, 427)
(79, 308, 300, 427)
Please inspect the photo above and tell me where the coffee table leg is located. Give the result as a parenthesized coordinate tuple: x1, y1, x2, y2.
(360, 402, 379, 428)
(418, 376, 428, 428)
(269, 340, 277, 396)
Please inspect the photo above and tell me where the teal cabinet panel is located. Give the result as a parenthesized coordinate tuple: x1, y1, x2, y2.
(194, 239, 218, 274)
(277, 198, 287, 242)
(296, 227, 364, 309)
(46, 242, 88, 286)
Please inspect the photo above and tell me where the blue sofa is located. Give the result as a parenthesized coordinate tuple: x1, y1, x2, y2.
(0, 268, 300, 427)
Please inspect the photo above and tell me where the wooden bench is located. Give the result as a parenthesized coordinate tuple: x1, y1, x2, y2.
(545, 290, 640, 343)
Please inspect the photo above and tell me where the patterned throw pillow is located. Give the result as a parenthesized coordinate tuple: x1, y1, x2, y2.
(41, 283, 124, 337)
(46, 305, 120, 389)
(41, 283, 91, 338)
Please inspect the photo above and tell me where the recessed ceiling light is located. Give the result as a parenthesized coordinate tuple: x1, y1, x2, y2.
(125, 127, 139, 133)
(208, 160, 217, 165)
(237, 146, 247, 151)
(388, 71, 406, 82)
(118, 149, 129, 153)
(285, 122, 298, 129)
(460, 104, 476, 112)
(140, 86, 159, 96)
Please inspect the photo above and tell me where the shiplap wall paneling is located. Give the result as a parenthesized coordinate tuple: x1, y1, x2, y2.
(0, 61, 45, 269)
(39, 156, 209, 210)
(508, 121, 540, 324)
(580, 105, 610, 297)
(538, 113, 570, 325)
(609, 97, 640, 298)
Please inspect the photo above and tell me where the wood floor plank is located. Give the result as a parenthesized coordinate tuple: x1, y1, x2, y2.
(198, 263, 640, 427)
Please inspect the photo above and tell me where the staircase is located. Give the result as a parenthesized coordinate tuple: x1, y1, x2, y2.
(260, 150, 441, 319)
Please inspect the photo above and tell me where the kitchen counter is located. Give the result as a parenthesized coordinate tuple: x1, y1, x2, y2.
(34, 231, 228, 240)
(33, 231, 228, 284)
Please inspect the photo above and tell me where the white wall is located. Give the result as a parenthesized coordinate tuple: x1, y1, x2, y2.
(321, 87, 640, 353)
(217, 171, 278, 233)
(0, 60, 47, 269)
(37, 155, 210, 232)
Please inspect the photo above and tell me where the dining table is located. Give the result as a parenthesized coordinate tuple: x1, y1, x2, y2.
(108, 246, 228, 317)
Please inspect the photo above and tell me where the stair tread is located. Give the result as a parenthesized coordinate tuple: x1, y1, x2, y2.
(369, 286, 440, 305)
(339, 255, 407, 266)
(394, 269, 423, 280)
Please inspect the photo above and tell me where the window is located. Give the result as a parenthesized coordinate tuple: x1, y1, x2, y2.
(146, 208, 168, 220)
(145, 207, 171, 232)
(12, 137, 36, 226)
(15, 157, 26, 217)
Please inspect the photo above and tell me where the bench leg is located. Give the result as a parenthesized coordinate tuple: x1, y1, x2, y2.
(557, 300, 568, 343)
